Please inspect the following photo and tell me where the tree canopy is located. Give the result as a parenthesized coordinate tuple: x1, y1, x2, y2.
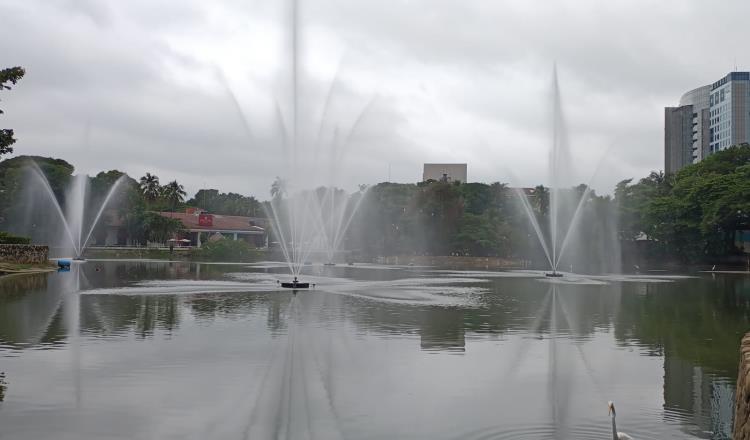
(0, 67, 26, 157)
(616, 144, 750, 262)
(187, 189, 262, 217)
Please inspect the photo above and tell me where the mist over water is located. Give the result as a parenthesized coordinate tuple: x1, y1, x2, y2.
(5, 163, 127, 258)
(238, 0, 380, 278)
(515, 67, 621, 274)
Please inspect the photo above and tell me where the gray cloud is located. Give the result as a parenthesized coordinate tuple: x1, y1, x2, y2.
(1, 0, 747, 198)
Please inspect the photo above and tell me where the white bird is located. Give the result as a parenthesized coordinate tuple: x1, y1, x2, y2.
(608, 401, 633, 439)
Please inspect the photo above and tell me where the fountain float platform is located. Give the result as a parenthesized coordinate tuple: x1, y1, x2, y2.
(545, 272, 564, 278)
(280, 277, 310, 289)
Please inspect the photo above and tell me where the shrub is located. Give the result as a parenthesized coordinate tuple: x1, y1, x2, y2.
(191, 238, 260, 262)
(0, 231, 30, 244)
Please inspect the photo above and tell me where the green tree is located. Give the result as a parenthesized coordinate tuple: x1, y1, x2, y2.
(142, 212, 183, 244)
(187, 189, 262, 217)
(0, 156, 74, 231)
(0, 67, 25, 157)
(532, 185, 549, 218)
(617, 144, 750, 263)
(139, 173, 160, 204)
(161, 180, 186, 212)
(192, 239, 260, 262)
(453, 213, 505, 256)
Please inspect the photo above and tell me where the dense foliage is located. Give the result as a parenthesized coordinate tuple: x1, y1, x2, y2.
(141, 212, 184, 244)
(346, 180, 618, 272)
(191, 238, 260, 262)
(2, 144, 750, 264)
(350, 181, 529, 258)
(187, 189, 262, 217)
(0, 66, 25, 157)
(616, 144, 750, 263)
(0, 156, 74, 224)
(0, 231, 30, 244)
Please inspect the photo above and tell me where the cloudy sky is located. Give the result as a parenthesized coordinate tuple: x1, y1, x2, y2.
(1, 0, 747, 199)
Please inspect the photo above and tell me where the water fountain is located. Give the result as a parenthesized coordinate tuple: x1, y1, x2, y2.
(18, 162, 128, 260)
(514, 66, 620, 276)
(267, 185, 367, 287)
(218, 0, 375, 287)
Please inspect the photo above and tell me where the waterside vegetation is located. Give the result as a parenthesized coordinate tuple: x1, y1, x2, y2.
(0, 144, 749, 266)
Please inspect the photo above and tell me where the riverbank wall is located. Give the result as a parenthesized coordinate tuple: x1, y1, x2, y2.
(735, 332, 750, 439)
(0, 244, 48, 264)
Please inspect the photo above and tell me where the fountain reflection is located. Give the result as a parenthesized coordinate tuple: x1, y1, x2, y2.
(1, 263, 749, 438)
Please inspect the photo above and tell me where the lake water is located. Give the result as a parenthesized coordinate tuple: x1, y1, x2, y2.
(0, 260, 748, 439)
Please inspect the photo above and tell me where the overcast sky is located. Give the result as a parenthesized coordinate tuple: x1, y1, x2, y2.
(1, 0, 748, 199)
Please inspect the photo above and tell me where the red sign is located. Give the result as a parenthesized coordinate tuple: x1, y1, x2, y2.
(198, 213, 213, 227)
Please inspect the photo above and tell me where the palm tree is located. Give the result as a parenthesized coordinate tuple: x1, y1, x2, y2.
(139, 173, 161, 203)
(533, 184, 549, 217)
(162, 180, 187, 212)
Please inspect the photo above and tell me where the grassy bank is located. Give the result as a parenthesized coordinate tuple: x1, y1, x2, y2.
(0, 261, 56, 276)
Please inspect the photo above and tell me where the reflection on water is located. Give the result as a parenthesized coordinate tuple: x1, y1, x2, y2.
(0, 261, 748, 439)
(0, 372, 6, 403)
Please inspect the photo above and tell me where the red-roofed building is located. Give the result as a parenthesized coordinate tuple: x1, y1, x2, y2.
(157, 209, 267, 248)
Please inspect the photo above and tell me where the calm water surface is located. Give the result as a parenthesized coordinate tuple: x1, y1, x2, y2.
(1, 260, 749, 439)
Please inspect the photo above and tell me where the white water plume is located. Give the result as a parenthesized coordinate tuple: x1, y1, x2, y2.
(19, 162, 128, 258)
(514, 66, 621, 274)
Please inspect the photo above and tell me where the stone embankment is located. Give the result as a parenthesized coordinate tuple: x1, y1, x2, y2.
(735, 332, 750, 439)
(0, 244, 48, 264)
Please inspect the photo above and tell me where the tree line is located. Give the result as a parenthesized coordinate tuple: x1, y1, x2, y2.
(2, 143, 749, 266)
(0, 156, 262, 247)
(616, 143, 750, 263)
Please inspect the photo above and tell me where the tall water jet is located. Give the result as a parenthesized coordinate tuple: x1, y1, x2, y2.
(515, 66, 620, 275)
(15, 162, 128, 259)
(224, 0, 378, 284)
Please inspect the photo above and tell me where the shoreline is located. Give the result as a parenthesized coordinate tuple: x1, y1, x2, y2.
(0, 262, 57, 277)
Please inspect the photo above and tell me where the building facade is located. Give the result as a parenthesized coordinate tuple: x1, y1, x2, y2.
(666, 72, 750, 173)
(423, 163, 467, 183)
(665, 105, 695, 174)
(96, 208, 267, 248)
(679, 85, 711, 162)
(162, 208, 266, 247)
(708, 72, 750, 154)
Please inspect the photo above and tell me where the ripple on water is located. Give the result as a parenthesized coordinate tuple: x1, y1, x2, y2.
(80, 280, 273, 296)
(451, 420, 665, 440)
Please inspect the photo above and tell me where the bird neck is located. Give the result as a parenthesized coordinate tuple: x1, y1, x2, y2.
(611, 414, 618, 440)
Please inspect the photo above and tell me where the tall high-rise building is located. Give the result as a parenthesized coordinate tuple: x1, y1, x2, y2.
(665, 85, 710, 173)
(679, 85, 711, 162)
(664, 105, 695, 174)
(708, 72, 750, 154)
(665, 72, 750, 173)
